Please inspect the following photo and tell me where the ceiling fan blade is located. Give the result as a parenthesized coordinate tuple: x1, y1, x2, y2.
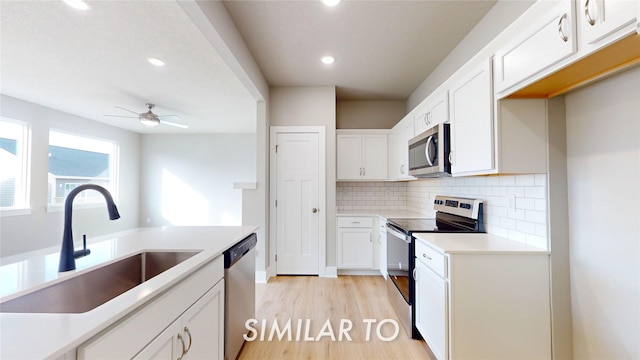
(156, 114, 182, 120)
(114, 106, 141, 115)
(160, 120, 189, 129)
(104, 114, 138, 118)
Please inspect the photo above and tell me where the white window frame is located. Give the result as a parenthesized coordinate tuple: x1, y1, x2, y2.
(46, 129, 119, 212)
(0, 118, 31, 217)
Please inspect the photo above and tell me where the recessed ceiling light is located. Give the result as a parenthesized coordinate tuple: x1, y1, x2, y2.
(63, 0, 90, 10)
(322, 0, 341, 6)
(321, 56, 335, 65)
(147, 58, 165, 67)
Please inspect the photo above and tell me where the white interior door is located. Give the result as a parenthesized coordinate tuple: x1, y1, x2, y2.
(275, 132, 320, 274)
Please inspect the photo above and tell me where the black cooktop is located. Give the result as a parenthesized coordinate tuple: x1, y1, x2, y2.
(388, 212, 484, 234)
(387, 218, 437, 233)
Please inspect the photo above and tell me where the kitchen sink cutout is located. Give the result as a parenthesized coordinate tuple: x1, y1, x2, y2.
(0, 251, 200, 314)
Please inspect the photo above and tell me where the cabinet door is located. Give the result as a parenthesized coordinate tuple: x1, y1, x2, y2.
(378, 220, 387, 279)
(393, 119, 415, 180)
(133, 321, 181, 360)
(429, 91, 449, 127)
(336, 134, 363, 180)
(494, 0, 576, 94)
(182, 281, 224, 360)
(579, 0, 639, 47)
(362, 135, 388, 180)
(449, 60, 494, 176)
(415, 261, 448, 360)
(338, 228, 373, 269)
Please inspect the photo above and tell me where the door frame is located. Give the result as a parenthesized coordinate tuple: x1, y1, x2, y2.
(269, 126, 327, 277)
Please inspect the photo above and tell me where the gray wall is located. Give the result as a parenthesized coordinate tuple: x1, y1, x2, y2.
(0, 95, 140, 257)
(337, 100, 405, 129)
(140, 134, 256, 227)
(269, 86, 337, 271)
(408, 0, 534, 110)
(564, 67, 640, 358)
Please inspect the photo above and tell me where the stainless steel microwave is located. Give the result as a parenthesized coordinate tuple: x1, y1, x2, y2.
(408, 123, 451, 178)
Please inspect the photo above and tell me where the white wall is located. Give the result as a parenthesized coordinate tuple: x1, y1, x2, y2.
(336, 100, 405, 129)
(564, 67, 640, 359)
(269, 86, 337, 271)
(0, 95, 140, 258)
(140, 133, 255, 227)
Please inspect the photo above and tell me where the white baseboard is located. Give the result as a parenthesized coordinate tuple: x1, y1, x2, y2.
(256, 270, 269, 283)
(323, 266, 338, 278)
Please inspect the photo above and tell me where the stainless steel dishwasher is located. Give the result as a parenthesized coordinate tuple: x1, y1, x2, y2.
(223, 233, 257, 360)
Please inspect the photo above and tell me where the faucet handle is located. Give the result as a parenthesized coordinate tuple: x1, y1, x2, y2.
(73, 234, 91, 259)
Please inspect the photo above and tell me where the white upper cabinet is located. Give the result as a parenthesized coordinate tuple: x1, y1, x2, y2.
(415, 91, 449, 135)
(494, 0, 577, 95)
(578, 0, 639, 49)
(336, 132, 388, 180)
(391, 116, 416, 181)
(449, 60, 494, 176)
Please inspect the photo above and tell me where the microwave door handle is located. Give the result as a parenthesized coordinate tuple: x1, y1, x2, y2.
(425, 135, 434, 166)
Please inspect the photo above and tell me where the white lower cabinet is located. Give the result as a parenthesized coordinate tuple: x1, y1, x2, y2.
(415, 258, 447, 360)
(378, 217, 387, 279)
(337, 216, 376, 269)
(414, 237, 551, 359)
(134, 282, 224, 360)
(77, 257, 225, 360)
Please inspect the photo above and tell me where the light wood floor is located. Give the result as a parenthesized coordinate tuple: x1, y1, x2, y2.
(237, 275, 435, 360)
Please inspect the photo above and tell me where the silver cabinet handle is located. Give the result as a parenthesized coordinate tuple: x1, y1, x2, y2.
(422, 253, 432, 260)
(183, 327, 192, 354)
(312, 208, 318, 213)
(448, 152, 454, 165)
(177, 333, 186, 360)
(400, 164, 405, 174)
(585, 0, 596, 26)
(412, 268, 417, 280)
(558, 13, 569, 42)
(363, 167, 366, 176)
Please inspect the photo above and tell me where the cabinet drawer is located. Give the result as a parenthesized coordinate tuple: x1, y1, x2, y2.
(338, 217, 373, 228)
(415, 239, 447, 278)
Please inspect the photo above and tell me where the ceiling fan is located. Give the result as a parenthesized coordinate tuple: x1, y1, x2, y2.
(104, 103, 188, 128)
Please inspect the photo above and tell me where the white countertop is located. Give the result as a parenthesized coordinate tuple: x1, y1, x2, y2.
(336, 209, 426, 219)
(413, 232, 549, 255)
(0, 225, 257, 360)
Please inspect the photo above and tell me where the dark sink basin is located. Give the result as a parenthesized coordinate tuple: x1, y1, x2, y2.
(0, 251, 199, 314)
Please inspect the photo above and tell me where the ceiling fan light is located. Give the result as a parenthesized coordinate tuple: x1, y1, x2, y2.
(63, 0, 90, 10)
(140, 118, 160, 126)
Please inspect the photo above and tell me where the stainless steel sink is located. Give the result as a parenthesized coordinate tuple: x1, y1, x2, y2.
(0, 251, 199, 314)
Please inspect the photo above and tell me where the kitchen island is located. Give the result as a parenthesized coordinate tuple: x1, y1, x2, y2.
(0, 226, 257, 360)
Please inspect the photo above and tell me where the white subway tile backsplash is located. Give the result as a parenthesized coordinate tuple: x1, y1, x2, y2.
(516, 174, 536, 186)
(525, 186, 546, 199)
(338, 174, 549, 250)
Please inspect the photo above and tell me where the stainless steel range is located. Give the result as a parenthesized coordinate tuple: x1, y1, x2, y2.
(386, 195, 484, 339)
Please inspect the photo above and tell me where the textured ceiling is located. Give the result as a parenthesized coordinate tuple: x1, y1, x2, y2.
(223, 0, 497, 100)
(1, 0, 497, 134)
(0, 0, 256, 134)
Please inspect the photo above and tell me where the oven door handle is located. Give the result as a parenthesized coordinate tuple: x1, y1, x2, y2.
(386, 225, 411, 244)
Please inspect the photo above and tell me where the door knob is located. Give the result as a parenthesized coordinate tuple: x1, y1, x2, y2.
(312, 208, 318, 213)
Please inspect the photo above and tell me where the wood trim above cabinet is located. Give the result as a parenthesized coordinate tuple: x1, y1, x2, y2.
(508, 34, 640, 99)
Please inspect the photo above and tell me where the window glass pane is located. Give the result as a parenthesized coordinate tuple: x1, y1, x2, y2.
(48, 130, 117, 205)
(0, 119, 29, 209)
